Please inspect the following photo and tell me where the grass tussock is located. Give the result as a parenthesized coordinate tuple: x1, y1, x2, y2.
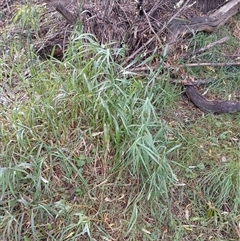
(0, 3, 240, 241)
(0, 23, 179, 240)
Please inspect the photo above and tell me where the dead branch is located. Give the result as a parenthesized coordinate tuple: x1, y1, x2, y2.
(183, 62, 240, 67)
(185, 84, 240, 113)
(170, 78, 216, 85)
(143, 9, 162, 46)
(127, 61, 240, 73)
(167, 0, 240, 44)
(55, 3, 76, 25)
(188, 36, 230, 57)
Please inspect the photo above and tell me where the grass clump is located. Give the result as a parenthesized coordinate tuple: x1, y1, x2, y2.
(0, 21, 179, 239)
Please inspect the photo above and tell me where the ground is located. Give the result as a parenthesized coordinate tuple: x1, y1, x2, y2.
(0, 0, 240, 240)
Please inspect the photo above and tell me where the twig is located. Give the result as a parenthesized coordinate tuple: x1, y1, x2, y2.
(233, 222, 240, 239)
(188, 36, 230, 57)
(224, 55, 240, 58)
(183, 62, 240, 67)
(170, 78, 215, 85)
(103, 0, 111, 21)
(143, 9, 162, 46)
(127, 61, 240, 73)
(128, 65, 158, 72)
(148, 0, 164, 16)
(55, 4, 76, 25)
(125, 61, 240, 80)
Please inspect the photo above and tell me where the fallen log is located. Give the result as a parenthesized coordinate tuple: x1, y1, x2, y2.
(185, 85, 240, 113)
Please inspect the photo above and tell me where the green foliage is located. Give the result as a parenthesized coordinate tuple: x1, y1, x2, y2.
(12, 3, 43, 32)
